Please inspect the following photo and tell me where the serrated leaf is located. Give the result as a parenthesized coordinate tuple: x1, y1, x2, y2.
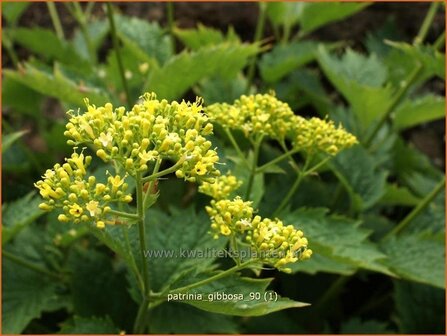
(393, 95, 445, 130)
(2, 130, 27, 153)
(318, 46, 394, 131)
(265, 3, 304, 28)
(115, 14, 172, 65)
(2, 2, 30, 25)
(147, 207, 228, 292)
(330, 145, 388, 211)
(283, 208, 392, 276)
(68, 248, 138, 330)
(7, 27, 90, 69)
(292, 252, 356, 276)
(2, 258, 60, 334)
(260, 41, 332, 83)
(180, 274, 308, 316)
(146, 43, 259, 100)
(195, 74, 248, 104)
(380, 233, 445, 288)
(4, 63, 110, 106)
(151, 302, 238, 333)
(175, 24, 239, 50)
(394, 280, 445, 333)
(59, 316, 120, 334)
(2, 192, 44, 244)
(386, 40, 445, 80)
(299, 3, 369, 34)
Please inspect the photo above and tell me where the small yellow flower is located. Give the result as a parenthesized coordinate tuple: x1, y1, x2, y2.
(98, 132, 113, 148)
(194, 162, 208, 176)
(86, 200, 100, 217)
(69, 204, 83, 217)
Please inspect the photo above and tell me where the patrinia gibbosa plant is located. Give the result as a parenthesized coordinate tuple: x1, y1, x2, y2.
(34, 92, 357, 332)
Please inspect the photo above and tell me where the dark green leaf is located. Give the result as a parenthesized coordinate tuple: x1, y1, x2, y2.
(146, 43, 259, 100)
(151, 302, 238, 333)
(394, 280, 445, 333)
(380, 233, 445, 288)
(72, 19, 109, 61)
(283, 208, 392, 276)
(2, 74, 44, 116)
(330, 145, 388, 211)
(2, 258, 60, 334)
(379, 184, 422, 206)
(340, 317, 393, 334)
(59, 316, 120, 334)
(2, 192, 44, 244)
(181, 274, 309, 316)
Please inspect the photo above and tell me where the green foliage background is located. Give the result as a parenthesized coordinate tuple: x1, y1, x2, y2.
(2, 2, 445, 334)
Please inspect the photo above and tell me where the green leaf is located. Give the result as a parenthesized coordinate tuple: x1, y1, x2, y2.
(2, 76, 44, 116)
(179, 274, 309, 316)
(299, 3, 369, 34)
(2, 130, 27, 154)
(283, 208, 392, 276)
(393, 95, 445, 130)
(67, 248, 138, 330)
(379, 184, 422, 206)
(151, 303, 238, 333)
(4, 63, 110, 106)
(174, 24, 239, 50)
(2, 192, 44, 244)
(2, 2, 30, 25)
(2, 258, 60, 334)
(380, 233, 445, 288)
(265, 3, 304, 28)
(195, 74, 248, 104)
(292, 252, 356, 276)
(72, 19, 109, 61)
(317, 46, 394, 131)
(330, 145, 388, 211)
(115, 14, 172, 65)
(260, 41, 333, 83)
(394, 280, 445, 333)
(7, 27, 89, 69)
(340, 318, 393, 334)
(147, 207, 228, 292)
(386, 41, 445, 80)
(146, 43, 259, 100)
(59, 316, 120, 334)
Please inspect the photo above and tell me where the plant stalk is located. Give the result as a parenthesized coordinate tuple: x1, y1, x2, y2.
(106, 2, 131, 109)
(246, 3, 266, 93)
(107, 209, 139, 220)
(224, 128, 251, 168)
(413, 1, 440, 45)
(383, 177, 445, 239)
(245, 136, 263, 200)
(47, 3, 65, 40)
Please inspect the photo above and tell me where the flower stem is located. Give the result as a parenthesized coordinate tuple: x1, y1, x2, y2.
(141, 159, 183, 183)
(383, 177, 445, 240)
(224, 128, 251, 168)
(434, 30, 445, 50)
(169, 260, 254, 294)
(245, 135, 263, 200)
(256, 147, 301, 174)
(3, 250, 62, 281)
(364, 63, 423, 147)
(246, 3, 266, 93)
(134, 172, 150, 332)
(47, 2, 65, 41)
(107, 209, 139, 220)
(413, 1, 440, 45)
(272, 156, 326, 216)
(106, 2, 131, 109)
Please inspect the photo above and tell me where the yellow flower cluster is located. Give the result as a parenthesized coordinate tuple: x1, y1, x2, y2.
(206, 93, 295, 141)
(34, 150, 132, 228)
(291, 116, 358, 155)
(246, 216, 312, 273)
(198, 173, 242, 200)
(206, 196, 311, 272)
(64, 93, 220, 182)
(206, 93, 357, 155)
(206, 197, 254, 237)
